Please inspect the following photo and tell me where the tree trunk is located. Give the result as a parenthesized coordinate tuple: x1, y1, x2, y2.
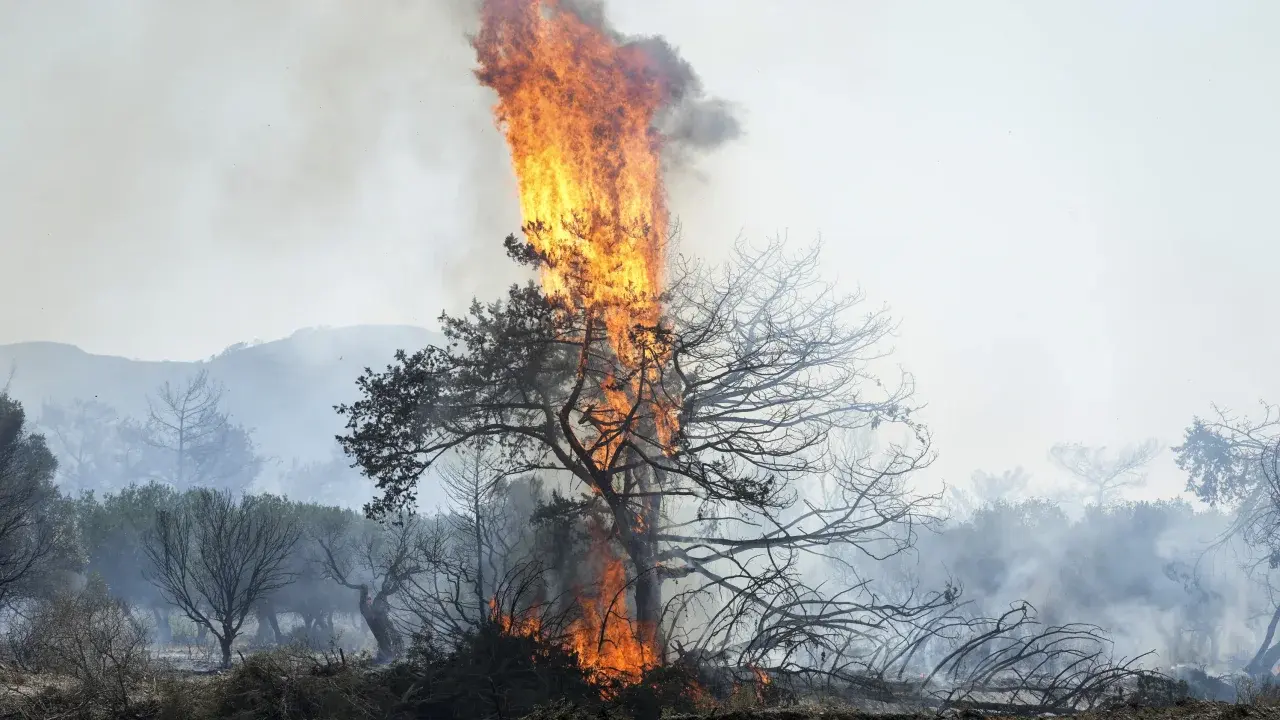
(632, 568, 662, 661)
(254, 606, 280, 645)
(152, 607, 172, 645)
(359, 586, 401, 663)
(624, 463, 665, 660)
(1246, 605, 1280, 675)
(219, 634, 233, 668)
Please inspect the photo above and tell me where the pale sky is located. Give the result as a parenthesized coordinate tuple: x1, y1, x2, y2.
(2, 1, 1277, 498)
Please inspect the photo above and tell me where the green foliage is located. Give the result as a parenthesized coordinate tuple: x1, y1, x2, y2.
(1174, 418, 1259, 506)
(0, 392, 81, 606)
(75, 482, 181, 608)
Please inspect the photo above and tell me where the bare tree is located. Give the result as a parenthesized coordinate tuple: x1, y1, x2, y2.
(338, 236, 933, 664)
(142, 488, 300, 667)
(142, 369, 261, 491)
(0, 394, 77, 608)
(1049, 439, 1160, 507)
(9, 575, 154, 715)
(314, 511, 442, 662)
(437, 441, 522, 618)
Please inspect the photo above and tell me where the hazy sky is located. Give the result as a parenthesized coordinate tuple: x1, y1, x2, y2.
(2, 1, 1278, 498)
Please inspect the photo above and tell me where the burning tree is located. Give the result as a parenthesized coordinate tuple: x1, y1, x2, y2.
(338, 0, 919, 690)
(340, 227, 931, 679)
(340, 0, 1149, 709)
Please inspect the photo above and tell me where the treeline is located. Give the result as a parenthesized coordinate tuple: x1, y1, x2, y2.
(35, 368, 362, 506)
(914, 496, 1249, 668)
(0, 389, 619, 672)
(6, 389, 709, 719)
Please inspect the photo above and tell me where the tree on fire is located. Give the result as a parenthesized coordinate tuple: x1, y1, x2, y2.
(338, 231, 937, 670)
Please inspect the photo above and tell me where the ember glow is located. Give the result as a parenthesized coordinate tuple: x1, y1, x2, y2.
(475, 0, 678, 685)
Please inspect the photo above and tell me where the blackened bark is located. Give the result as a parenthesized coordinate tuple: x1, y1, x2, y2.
(219, 633, 233, 668)
(359, 584, 402, 663)
(253, 604, 283, 645)
(1246, 605, 1280, 676)
(623, 463, 665, 659)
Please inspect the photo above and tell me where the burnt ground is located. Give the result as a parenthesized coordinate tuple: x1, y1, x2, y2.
(658, 702, 1280, 720)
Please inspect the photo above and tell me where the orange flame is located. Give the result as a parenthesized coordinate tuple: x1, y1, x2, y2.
(475, 0, 670, 347)
(476, 0, 676, 686)
(487, 533, 656, 686)
(489, 596, 542, 638)
(565, 529, 656, 685)
(475, 0, 681, 453)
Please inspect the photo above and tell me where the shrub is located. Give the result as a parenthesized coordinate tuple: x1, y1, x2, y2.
(209, 646, 391, 720)
(1235, 675, 1280, 707)
(5, 575, 154, 714)
(390, 624, 602, 720)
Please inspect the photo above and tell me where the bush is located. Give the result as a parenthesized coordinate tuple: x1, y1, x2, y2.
(611, 661, 717, 718)
(5, 575, 154, 714)
(390, 624, 602, 720)
(281, 622, 340, 652)
(1234, 675, 1280, 707)
(209, 646, 391, 720)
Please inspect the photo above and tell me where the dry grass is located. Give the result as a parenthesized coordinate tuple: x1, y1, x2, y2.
(1233, 676, 1280, 708)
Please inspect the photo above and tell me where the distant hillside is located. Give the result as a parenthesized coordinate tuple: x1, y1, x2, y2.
(0, 325, 442, 468)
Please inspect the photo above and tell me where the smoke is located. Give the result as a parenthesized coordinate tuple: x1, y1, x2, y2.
(0, 0, 522, 359)
(0, 0, 742, 360)
(550, 0, 742, 158)
(886, 492, 1267, 673)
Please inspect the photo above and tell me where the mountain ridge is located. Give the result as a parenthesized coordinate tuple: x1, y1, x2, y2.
(0, 325, 443, 474)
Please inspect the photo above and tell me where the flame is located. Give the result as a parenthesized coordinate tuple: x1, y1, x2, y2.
(476, 0, 676, 686)
(487, 531, 656, 686)
(489, 596, 542, 638)
(474, 0, 670, 346)
(565, 529, 656, 685)
(474, 0, 682, 449)
(474, 0, 680, 452)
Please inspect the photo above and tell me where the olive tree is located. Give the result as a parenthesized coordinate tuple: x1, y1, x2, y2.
(143, 488, 300, 667)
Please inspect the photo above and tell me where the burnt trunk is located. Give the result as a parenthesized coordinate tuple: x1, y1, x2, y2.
(219, 634, 233, 668)
(1246, 605, 1280, 675)
(254, 608, 275, 645)
(254, 605, 283, 646)
(359, 586, 401, 663)
(632, 562, 662, 656)
(622, 462, 665, 660)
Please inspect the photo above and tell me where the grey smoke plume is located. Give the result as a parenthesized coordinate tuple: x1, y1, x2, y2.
(0, 0, 521, 359)
(553, 0, 743, 155)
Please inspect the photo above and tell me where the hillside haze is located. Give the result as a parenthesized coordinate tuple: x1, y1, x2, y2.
(0, 324, 441, 496)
